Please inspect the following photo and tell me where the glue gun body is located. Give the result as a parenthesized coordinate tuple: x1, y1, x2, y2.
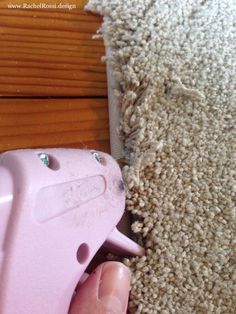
(0, 149, 143, 314)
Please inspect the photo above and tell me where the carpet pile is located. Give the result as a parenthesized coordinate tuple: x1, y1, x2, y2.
(86, 1, 235, 313)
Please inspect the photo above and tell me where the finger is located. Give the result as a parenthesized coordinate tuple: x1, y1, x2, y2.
(69, 262, 131, 314)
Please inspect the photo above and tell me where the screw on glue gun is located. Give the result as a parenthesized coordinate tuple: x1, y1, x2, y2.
(0, 148, 144, 314)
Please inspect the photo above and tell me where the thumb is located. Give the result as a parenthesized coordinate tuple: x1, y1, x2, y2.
(69, 262, 131, 314)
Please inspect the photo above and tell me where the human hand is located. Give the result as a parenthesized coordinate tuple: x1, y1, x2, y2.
(69, 262, 131, 314)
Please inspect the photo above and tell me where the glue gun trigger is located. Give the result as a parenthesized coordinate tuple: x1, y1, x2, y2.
(104, 228, 144, 257)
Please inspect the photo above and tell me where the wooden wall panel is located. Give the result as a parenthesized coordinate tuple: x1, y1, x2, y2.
(0, 0, 110, 153)
(0, 0, 106, 97)
(0, 99, 110, 152)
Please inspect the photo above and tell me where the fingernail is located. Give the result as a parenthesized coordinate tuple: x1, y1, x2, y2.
(98, 262, 131, 313)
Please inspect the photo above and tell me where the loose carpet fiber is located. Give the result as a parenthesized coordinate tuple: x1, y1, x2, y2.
(87, 1, 236, 313)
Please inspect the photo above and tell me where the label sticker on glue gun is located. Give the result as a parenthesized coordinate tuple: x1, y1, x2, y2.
(34, 175, 106, 223)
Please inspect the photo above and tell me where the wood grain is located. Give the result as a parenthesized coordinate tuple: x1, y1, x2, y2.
(0, 99, 110, 152)
(0, 0, 106, 96)
(0, 1, 110, 153)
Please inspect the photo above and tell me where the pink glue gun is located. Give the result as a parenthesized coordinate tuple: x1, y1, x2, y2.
(0, 148, 143, 314)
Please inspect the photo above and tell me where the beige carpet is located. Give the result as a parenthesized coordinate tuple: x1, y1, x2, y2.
(86, 1, 236, 313)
